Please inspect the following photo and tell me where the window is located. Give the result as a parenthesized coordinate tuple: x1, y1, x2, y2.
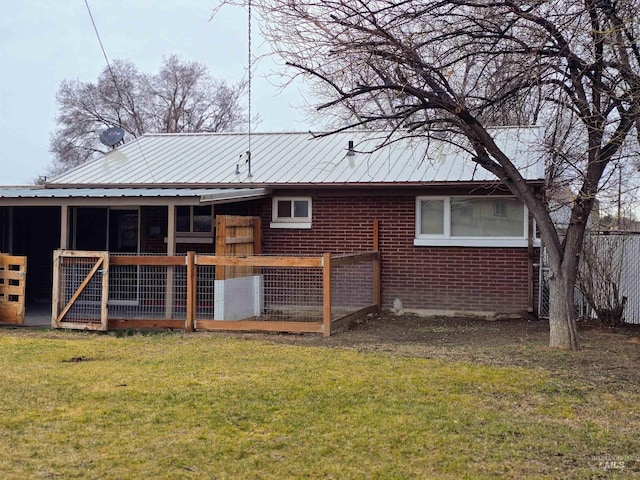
(419, 199, 445, 235)
(176, 205, 212, 233)
(493, 200, 507, 217)
(415, 196, 534, 247)
(270, 197, 312, 229)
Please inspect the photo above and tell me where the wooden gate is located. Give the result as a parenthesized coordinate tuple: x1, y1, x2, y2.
(52, 250, 109, 331)
(212, 216, 262, 322)
(215, 215, 261, 280)
(0, 254, 27, 324)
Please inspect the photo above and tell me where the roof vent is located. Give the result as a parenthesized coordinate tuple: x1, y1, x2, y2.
(234, 151, 252, 177)
(346, 140, 355, 157)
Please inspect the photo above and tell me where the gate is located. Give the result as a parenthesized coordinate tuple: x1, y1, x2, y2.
(212, 215, 262, 321)
(0, 254, 27, 324)
(215, 215, 261, 279)
(52, 250, 109, 330)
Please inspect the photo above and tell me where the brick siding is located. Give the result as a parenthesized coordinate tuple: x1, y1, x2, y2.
(258, 192, 537, 315)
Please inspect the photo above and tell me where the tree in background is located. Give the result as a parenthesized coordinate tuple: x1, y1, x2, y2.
(237, 0, 640, 349)
(49, 55, 246, 172)
(595, 160, 640, 230)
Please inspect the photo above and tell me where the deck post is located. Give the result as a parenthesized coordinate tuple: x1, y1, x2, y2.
(186, 251, 196, 332)
(323, 253, 332, 337)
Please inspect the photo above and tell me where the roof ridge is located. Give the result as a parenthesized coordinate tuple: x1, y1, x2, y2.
(142, 131, 315, 137)
(140, 125, 542, 138)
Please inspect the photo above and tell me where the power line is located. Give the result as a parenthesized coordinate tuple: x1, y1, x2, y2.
(83, 0, 157, 182)
(84, 0, 116, 85)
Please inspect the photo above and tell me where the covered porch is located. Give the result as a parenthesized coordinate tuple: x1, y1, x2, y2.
(0, 187, 269, 324)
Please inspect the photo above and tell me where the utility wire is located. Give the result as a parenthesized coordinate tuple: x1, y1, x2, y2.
(83, 0, 157, 182)
(84, 0, 117, 90)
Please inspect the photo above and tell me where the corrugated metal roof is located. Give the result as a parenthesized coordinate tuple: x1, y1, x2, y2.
(0, 187, 269, 200)
(49, 128, 545, 186)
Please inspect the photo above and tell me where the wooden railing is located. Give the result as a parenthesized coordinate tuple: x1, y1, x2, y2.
(54, 250, 380, 336)
(0, 253, 27, 324)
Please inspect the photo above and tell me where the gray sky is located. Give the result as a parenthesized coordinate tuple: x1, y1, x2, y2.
(0, 1, 315, 185)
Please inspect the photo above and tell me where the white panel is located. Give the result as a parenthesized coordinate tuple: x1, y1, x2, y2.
(214, 275, 264, 320)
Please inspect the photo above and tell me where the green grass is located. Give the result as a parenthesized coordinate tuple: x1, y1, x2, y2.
(0, 330, 637, 479)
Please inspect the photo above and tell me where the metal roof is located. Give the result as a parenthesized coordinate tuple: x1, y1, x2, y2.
(0, 187, 269, 201)
(48, 128, 546, 186)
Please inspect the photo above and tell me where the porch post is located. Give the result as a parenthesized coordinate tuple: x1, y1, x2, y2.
(165, 204, 176, 319)
(59, 204, 69, 249)
(167, 204, 176, 256)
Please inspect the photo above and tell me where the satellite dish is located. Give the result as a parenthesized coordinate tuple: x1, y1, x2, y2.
(99, 127, 125, 147)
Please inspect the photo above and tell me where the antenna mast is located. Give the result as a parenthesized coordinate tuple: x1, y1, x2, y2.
(247, 0, 253, 177)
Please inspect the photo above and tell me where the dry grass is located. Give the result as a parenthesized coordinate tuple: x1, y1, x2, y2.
(0, 324, 638, 479)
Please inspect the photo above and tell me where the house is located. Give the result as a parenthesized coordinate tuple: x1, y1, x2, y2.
(0, 127, 544, 326)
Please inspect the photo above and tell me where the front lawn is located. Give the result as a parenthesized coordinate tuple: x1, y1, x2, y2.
(0, 327, 637, 479)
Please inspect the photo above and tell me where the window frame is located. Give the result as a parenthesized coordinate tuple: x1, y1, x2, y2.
(414, 195, 537, 247)
(175, 205, 213, 235)
(270, 196, 312, 229)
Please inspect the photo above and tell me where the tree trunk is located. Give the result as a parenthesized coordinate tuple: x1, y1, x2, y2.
(547, 272, 580, 350)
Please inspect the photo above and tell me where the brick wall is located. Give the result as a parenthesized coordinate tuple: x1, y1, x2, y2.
(258, 191, 537, 315)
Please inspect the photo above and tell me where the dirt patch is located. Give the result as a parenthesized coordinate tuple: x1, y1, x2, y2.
(62, 356, 91, 363)
(240, 313, 640, 391)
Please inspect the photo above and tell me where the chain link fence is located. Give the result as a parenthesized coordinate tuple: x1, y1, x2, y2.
(539, 232, 640, 324)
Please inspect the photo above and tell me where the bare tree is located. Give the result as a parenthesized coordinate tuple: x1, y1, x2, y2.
(49, 55, 246, 172)
(235, 0, 640, 349)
